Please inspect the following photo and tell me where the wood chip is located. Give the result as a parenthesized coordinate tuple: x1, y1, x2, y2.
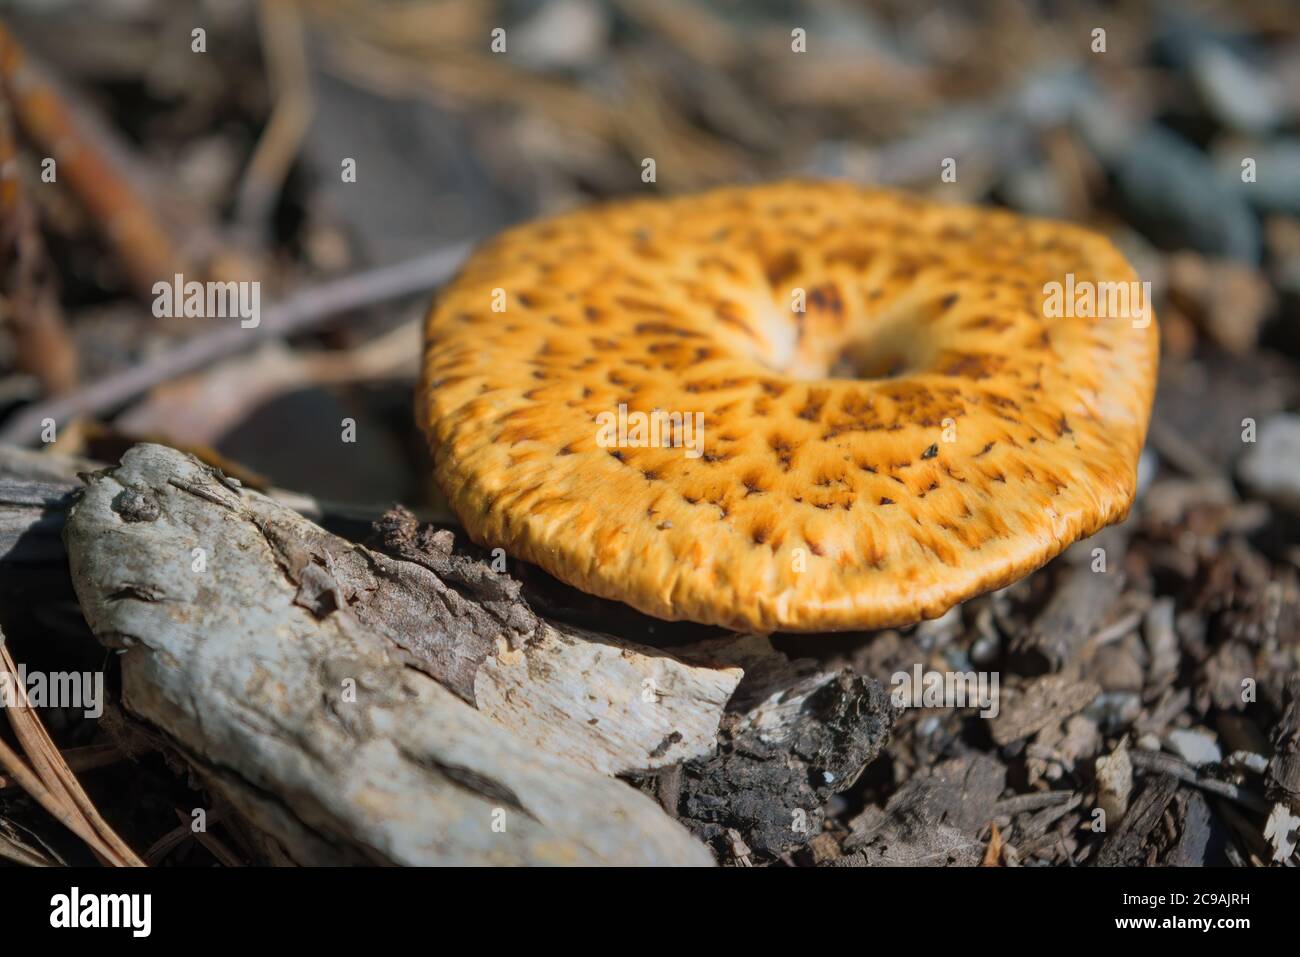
(990, 671, 1102, 745)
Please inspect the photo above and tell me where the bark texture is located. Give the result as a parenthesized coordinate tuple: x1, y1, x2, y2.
(64, 444, 720, 865)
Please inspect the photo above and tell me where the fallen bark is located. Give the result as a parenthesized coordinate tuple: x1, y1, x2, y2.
(0, 444, 91, 564)
(5, 444, 742, 776)
(14, 442, 898, 865)
(64, 443, 724, 865)
(1267, 678, 1300, 809)
(0, 475, 75, 564)
(1093, 773, 1179, 867)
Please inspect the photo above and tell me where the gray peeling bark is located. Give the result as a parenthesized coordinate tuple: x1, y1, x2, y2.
(41, 442, 896, 864)
(63, 444, 724, 865)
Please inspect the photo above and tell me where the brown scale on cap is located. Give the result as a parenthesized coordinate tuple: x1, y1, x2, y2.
(419, 181, 1159, 633)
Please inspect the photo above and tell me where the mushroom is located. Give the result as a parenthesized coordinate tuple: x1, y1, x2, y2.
(419, 181, 1158, 632)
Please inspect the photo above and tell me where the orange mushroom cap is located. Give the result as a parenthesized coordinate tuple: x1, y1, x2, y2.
(419, 181, 1159, 633)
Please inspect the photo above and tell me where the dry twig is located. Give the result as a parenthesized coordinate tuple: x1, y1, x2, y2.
(0, 633, 143, 865)
(0, 81, 76, 393)
(234, 0, 314, 242)
(0, 242, 470, 446)
(0, 19, 187, 296)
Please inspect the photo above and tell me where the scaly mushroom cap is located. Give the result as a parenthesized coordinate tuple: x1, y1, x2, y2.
(420, 181, 1158, 633)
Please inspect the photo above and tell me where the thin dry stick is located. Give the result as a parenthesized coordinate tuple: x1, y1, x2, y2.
(176, 807, 244, 867)
(235, 0, 313, 240)
(2, 680, 141, 864)
(0, 242, 471, 446)
(1128, 749, 1270, 813)
(0, 735, 103, 852)
(0, 825, 59, 866)
(0, 742, 122, 791)
(0, 83, 78, 394)
(297, 314, 422, 384)
(0, 639, 144, 865)
(143, 807, 239, 866)
(142, 822, 194, 866)
(0, 19, 187, 296)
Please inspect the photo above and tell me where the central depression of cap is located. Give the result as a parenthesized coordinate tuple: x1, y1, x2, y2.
(419, 181, 1159, 633)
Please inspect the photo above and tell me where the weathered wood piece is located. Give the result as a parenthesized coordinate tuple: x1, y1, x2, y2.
(990, 671, 1102, 746)
(843, 753, 1006, 866)
(370, 507, 743, 775)
(1263, 678, 1300, 861)
(1093, 773, 1179, 867)
(0, 476, 76, 564)
(1127, 748, 1268, 812)
(0, 444, 91, 564)
(1164, 790, 1226, 867)
(1267, 678, 1300, 809)
(14, 442, 742, 775)
(64, 443, 720, 865)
